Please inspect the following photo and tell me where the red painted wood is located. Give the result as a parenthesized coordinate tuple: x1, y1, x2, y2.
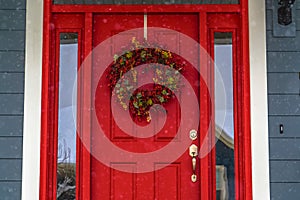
(208, 29, 216, 200)
(199, 12, 210, 200)
(91, 13, 201, 199)
(51, 4, 240, 13)
(209, 26, 239, 200)
(240, 1, 253, 200)
(40, 13, 85, 200)
(207, 13, 252, 200)
(78, 12, 93, 200)
(39, 0, 52, 199)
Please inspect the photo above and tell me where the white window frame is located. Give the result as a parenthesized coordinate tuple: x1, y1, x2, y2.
(22, 0, 269, 199)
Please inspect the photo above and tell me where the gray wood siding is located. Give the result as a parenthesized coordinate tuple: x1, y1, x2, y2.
(271, 183, 300, 200)
(0, 0, 25, 199)
(266, 0, 300, 199)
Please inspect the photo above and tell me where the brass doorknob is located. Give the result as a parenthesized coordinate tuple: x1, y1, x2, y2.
(189, 144, 198, 182)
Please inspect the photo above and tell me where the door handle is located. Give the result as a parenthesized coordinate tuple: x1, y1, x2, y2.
(192, 157, 196, 172)
(189, 144, 198, 182)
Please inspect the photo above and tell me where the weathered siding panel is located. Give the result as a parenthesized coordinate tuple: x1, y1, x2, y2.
(0, 182, 21, 200)
(0, 116, 23, 137)
(0, 52, 24, 72)
(0, 73, 24, 93)
(267, 73, 299, 94)
(270, 139, 300, 159)
(267, 0, 300, 199)
(0, 31, 25, 50)
(0, 137, 22, 158)
(267, 52, 300, 72)
(268, 95, 300, 115)
(0, 159, 22, 181)
(270, 161, 300, 182)
(0, 10, 26, 30)
(0, 0, 25, 10)
(0, 94, 24, 115)
(271, 183, 300, 200)
(0, 0, 25, 199)
(267, 31, 300, 51)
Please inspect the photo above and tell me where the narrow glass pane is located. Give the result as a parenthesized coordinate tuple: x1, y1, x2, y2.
(53, 0, 239, 5)
(57, 33, 78, 200)
(214, 32, 235, 200)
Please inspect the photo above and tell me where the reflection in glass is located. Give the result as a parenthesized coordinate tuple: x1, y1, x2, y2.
(56, 33, 78, 200)
(214, 32, 235, 200)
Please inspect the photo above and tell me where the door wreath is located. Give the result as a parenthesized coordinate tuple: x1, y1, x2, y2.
(107, 38, 185, 122)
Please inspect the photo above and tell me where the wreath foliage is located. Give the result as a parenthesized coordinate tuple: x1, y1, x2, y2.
(107, 38, 185, 122)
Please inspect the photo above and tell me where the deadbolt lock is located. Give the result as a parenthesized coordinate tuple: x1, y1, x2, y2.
(189, 129, 197, 140)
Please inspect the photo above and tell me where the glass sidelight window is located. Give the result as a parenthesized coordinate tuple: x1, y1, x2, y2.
(56, 33, 78, 200)
(214, 32, 235, 200)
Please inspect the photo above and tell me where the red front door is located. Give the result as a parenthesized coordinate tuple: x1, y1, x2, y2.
(41, 5, 252, 199)
(90, 14, 202, 199)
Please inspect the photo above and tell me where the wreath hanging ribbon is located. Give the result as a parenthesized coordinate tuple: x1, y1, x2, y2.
(107, 38, 185, 122)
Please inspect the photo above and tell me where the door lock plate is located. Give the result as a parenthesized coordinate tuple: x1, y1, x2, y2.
(189, 144, 198, 157)
(189, 129, 197, 140)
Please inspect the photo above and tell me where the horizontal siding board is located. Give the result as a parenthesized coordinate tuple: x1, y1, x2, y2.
(0, 182, 21, 200)
(268, 95, 300, 115)
(0, 51, 24, 72)
(267, 31, 300, 52)
(0, 10, 25, 30)
(270, 161, 300, 182)
(267, 73, 299, 94)
(270, 139, 300, 160)
(267, 52, 300, 72)
(0, 116, 23, 136)
(0, 137, 22, 158)
(0, 31, 24, 51)
(0, 159, 21, 181)
(0, 0, 25, 10)
(0, 73, 24, 93)
(0, 94, 23, 114)
(269, 116, 300, 137)
(271, 183, 300, 200)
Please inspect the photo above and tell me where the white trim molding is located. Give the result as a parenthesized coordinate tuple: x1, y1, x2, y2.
(22, 0, 43, 200)
(249, 0, 270, 199)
